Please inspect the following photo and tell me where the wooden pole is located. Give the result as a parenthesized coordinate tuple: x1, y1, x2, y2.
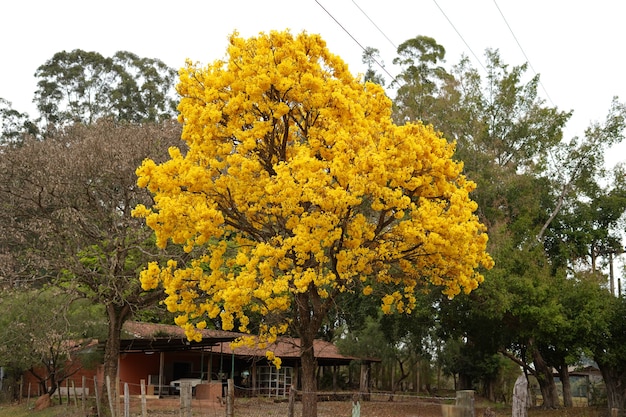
(93, 376, 102, 417)
(159, 352, 165, 398)
(82, 376, 86, 414)
(116, 377, 121, 417)
(288, 387, 296, 417)
(123, 383, 129, 417)
(226, 379, 234, 417)
(72, 380, 78, 406)
(140, 379, 147, 417)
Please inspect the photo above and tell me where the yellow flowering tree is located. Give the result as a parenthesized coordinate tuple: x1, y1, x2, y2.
(133, 30, 493, 417)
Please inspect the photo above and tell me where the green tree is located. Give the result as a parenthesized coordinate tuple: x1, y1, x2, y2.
(392, 35, 453, 127)
(0, 287, 104, 398)
(592, 295, 626, 412)
(0, 98, 38, 145)
(411, 45, 571, 407)
(33, 49, 177, 129)
(361, 47, 386, 86)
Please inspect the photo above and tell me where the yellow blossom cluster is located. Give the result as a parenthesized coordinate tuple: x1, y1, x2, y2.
(133, 30, 493, 356)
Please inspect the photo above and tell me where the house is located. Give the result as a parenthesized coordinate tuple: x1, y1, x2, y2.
(20, 321, 376, 400)
(117, 321, 376, 398)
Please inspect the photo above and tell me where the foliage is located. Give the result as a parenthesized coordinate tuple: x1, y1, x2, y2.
(33, 49, 177, 129)
(0, 119, 184, 395)
(134, 29, 492, 343)
(0, 98, 38, 145)
(134, 30, 492, 417)
(392, 36, 454, 128)
(0, 288, 105, 396)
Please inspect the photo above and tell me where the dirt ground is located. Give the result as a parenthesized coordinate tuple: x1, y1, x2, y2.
(122, 396, 606, 417)
(129, 396, 458, 417)
(7, 394, 607, 417)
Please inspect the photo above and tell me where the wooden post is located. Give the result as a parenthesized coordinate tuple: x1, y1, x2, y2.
(226, 379, 234, 417)
(180, 382, 192, 417)
(116, 377, 121, 417)
(288, 388, 296, 417)
(81, 376, 86, 414)
(18, 376, 23, 404)
(359, 362, 370, 401)
(72, 380, 78, 406)
(93, 376, 101, 417)
(159, 351, 165, 398)
(123, 383, 130, 417)
(140, 379, 147, 417)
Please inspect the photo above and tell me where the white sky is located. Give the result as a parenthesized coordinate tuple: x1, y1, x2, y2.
(1, 0, 625, 165)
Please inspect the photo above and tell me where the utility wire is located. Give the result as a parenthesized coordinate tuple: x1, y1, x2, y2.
(351, 0, 397, 50)
(492, 0, 555, 106)
(314, 0, 396, 83)
(431, 0, 487, 73)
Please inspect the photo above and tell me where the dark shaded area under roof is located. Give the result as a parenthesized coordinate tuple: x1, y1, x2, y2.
(117, 321, 239, 353)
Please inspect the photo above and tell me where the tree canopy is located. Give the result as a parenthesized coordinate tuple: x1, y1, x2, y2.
(33, 49, 177, 128)
(134, 30, 493, 417)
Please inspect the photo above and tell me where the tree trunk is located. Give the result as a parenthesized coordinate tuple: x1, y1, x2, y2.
(558, 363, 573, 408)
(299, 329, 317, 417)
(458, 372, 472, 391)
(102, 303, 131, 409)
(530, 346, 559, 408)
(596, 358, 626, 414)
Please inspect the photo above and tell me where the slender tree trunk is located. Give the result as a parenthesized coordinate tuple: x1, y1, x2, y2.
(530, 345, 559, 408)
(558, 362, 573, 407)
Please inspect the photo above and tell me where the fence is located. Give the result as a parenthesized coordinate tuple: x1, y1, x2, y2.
(15, 377, 474, 417)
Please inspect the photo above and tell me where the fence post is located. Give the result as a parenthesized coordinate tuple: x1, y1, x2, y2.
(226, 379, 234, 417)
(288, 388, 296, 417)
(180, 382, 192, 417)
(124, 383, 130, 417)
(93, 376, 101, 417)
(140, 379, 147, 417)
(82, 376, 86, 414)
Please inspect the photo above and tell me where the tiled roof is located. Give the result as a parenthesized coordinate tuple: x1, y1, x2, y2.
(123, 320, 239, 341)
(120, 321, 378, 363)
(217, 336, 360, 363)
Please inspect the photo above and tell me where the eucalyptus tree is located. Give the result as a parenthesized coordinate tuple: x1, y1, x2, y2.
(0, 98, 37, 145)
(33, 49, 177, 129)
(391, 35, 455, 128)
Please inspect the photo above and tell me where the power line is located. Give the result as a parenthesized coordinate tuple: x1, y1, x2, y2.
(492, 0, 555, 106)
(431, 0, 487, 73)
(314, 0, 396, 83)
(351, 0, 397, 50)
